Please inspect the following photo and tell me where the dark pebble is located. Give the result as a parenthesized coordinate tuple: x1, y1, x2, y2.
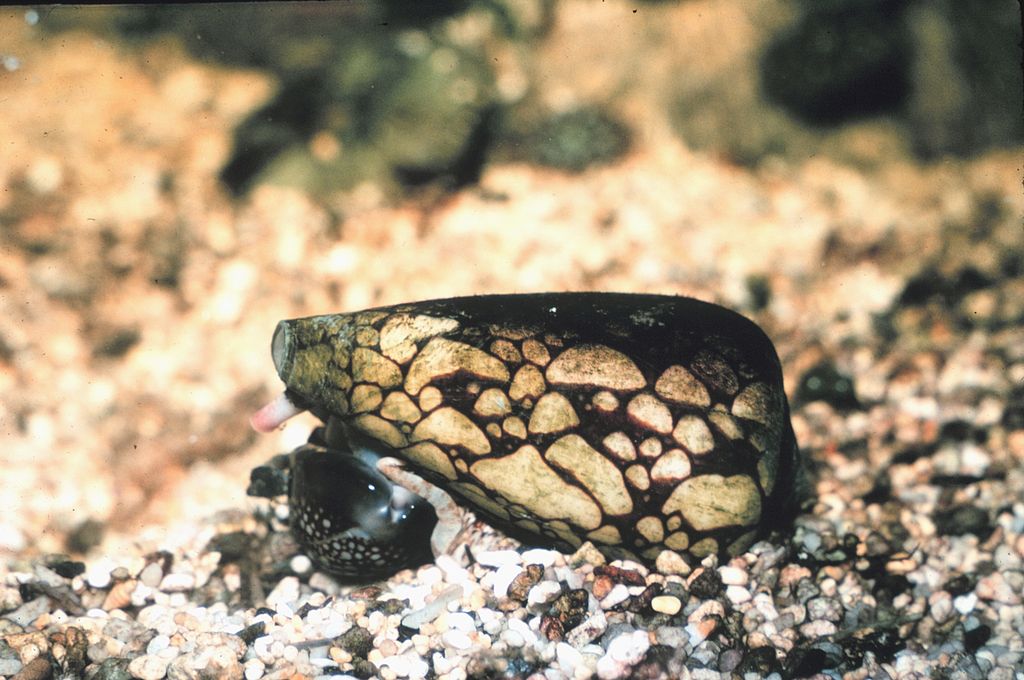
(963, 623, 992, 653)
(736, 646, 780, 675)
(335, 625, 373, 658)
(366, 598, 407, 616)
(760, 1, 911, 124)
(688, 568, 723, 599)
(85, 658, 132, 680)
(527, 107, 631, 172)
(238, 621, 266, 646)
(64, 519, 105, 555)
(12, 657, 53, 680)
(933, 505, 994, 538)
(795, 360, 859, 411)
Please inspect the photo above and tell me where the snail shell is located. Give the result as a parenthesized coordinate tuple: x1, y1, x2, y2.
(255, 293, 800, 567)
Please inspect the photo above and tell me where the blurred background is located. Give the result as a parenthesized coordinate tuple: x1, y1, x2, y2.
(0, 1, 1020, 561)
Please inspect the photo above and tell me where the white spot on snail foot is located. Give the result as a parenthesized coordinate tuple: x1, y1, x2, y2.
(418, 386, 443, 412)
(502, 416, 527, 439)
(625, 464, 650, 491)
(636, 516, 664, 544)
(401, 442, 458, 480)
(352, 385, 385, 411)
(709, 409, 743, 440)
(490, 339, 522, 363)
(638, 437, 662, 459)
(592, 390, 620, 413)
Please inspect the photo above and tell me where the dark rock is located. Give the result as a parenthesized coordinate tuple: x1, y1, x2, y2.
(64, 519, 105, 555)
(736, 646, 780, 676)
(85, 658, 132, 680)
(795, 360, 859, 411)
(761, 0, 912, 124)
(526, 107, 631, 172)
(238, 621, 266, 646)
(334, 625, 373, 659)
(688, 567, 723, 600)
(932, 505, 994, 539)
(963, 623, 991, 653)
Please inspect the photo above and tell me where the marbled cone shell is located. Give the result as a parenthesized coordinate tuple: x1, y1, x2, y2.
(272, 293, 800, 566)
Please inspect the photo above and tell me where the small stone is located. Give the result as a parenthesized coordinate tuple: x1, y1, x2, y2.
(441, 629, 472, 650)
(566, 610, 608, 647)
(243, 658, 265, 680)
(556, 642, 583, 674)
(128, 654, 171, 680)
(600, 584, 631, 609)
(519, 549, 560, 567)
(158, 573, 196, 593)
(596, 630, 650, 680)
(527, 581, 563, 607)
(718, 566, 748, 586)
(475, 550, 522, 568)
(650, 595, 682, 615)
(726, 585, 751, 604)
(654, 550, 691, 576)
(570, 542, 607, 567)
(445, 612, 476, 633)
(138, 563, 163, 589)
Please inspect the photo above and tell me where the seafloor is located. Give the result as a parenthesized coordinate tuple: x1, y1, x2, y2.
(1, 3, 1022, 680)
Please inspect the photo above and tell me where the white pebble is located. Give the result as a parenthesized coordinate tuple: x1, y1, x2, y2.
(243, 658, 265, 680)
(650, 595, 681, 615)
(266, 576, 300, 610)
(138, 563, 164, 588)
(128, 654, 170, 680)
(446, 612, 476, 633)
(520, 549, 559, 567)
(146, 634, 171, 655)
(432, 652, 452, 675)
(718, 566, 748, 586)
(726, 585, 751, 604)
(475, 550, 522, 568)
(442, 629, 472, 650)
(596, 631, 649, 680)
(507, 617, 537, 646)
(599, 584, 631, 609)
(528, 581, 563, 607)
(491, 563, 524, 599)
(502, 630, 525, 647)
(289, 555, 313, 574)
(954, 593, 977, 615)
(159, 572, 196, 592)
(556, 642, 583, 674)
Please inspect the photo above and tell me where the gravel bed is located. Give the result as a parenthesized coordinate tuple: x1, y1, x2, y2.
(1, 4, 1022, 680)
